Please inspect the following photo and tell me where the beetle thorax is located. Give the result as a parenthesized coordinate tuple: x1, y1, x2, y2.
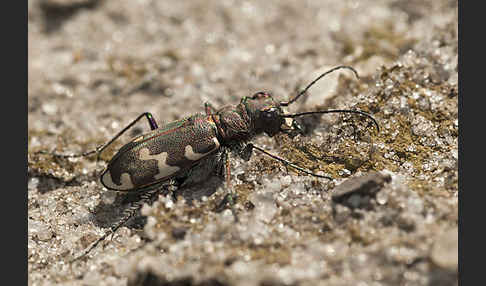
(214, 104, 252, 142)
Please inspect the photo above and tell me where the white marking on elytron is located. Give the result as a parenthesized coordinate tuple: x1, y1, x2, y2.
(184, 138, 220, 161)
(102, 171, 135, 190)
(139, 148, 180, 180)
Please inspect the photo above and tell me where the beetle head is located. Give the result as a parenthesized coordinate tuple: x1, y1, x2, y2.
(238, 66, 379, 138)
(241, 91, 287, 137)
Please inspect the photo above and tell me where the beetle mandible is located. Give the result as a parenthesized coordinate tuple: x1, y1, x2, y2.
(40, 65, 379, 260)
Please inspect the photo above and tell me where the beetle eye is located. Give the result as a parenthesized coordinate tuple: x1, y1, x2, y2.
(262, 107, 278, 118)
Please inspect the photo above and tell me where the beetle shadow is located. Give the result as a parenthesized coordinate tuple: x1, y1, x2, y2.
(39, 0, 100, 34)
(173, 176, 224, 202)
(89, 191, 151, 230)
(88, 176, 225, 230)
(28, 173, 85, 194)
(289, 107, 378, 168)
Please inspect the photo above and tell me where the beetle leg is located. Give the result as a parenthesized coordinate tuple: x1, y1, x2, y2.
(179, 152, 221, 188)
(70, 182, 169, 262)
(93, 112, 159, 161)
(204, 102, 217, 115)
(246, 143, 333, 180)
(213, 149, 239, 222)
(239, 143, 254, 161)
(38, 112, 158, 161)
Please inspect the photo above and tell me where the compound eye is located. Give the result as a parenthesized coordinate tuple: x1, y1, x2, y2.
(263, 107, 278, 118)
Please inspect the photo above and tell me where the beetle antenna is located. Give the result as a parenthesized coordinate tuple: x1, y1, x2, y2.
(280, 65, 359, 107)
(283, 109, 380, 133)
(249, 144, 333, 180)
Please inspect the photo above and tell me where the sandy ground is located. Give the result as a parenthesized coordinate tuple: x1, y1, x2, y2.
(28, 0, 458, 285)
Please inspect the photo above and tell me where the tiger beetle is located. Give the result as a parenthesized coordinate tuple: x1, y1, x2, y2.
(38, 65, 379, 261)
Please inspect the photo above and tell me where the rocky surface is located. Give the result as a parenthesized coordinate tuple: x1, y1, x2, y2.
(28, 0, 458, 285)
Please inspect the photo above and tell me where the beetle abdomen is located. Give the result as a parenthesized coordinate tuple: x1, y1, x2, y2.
(101, 114, 221, 191)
